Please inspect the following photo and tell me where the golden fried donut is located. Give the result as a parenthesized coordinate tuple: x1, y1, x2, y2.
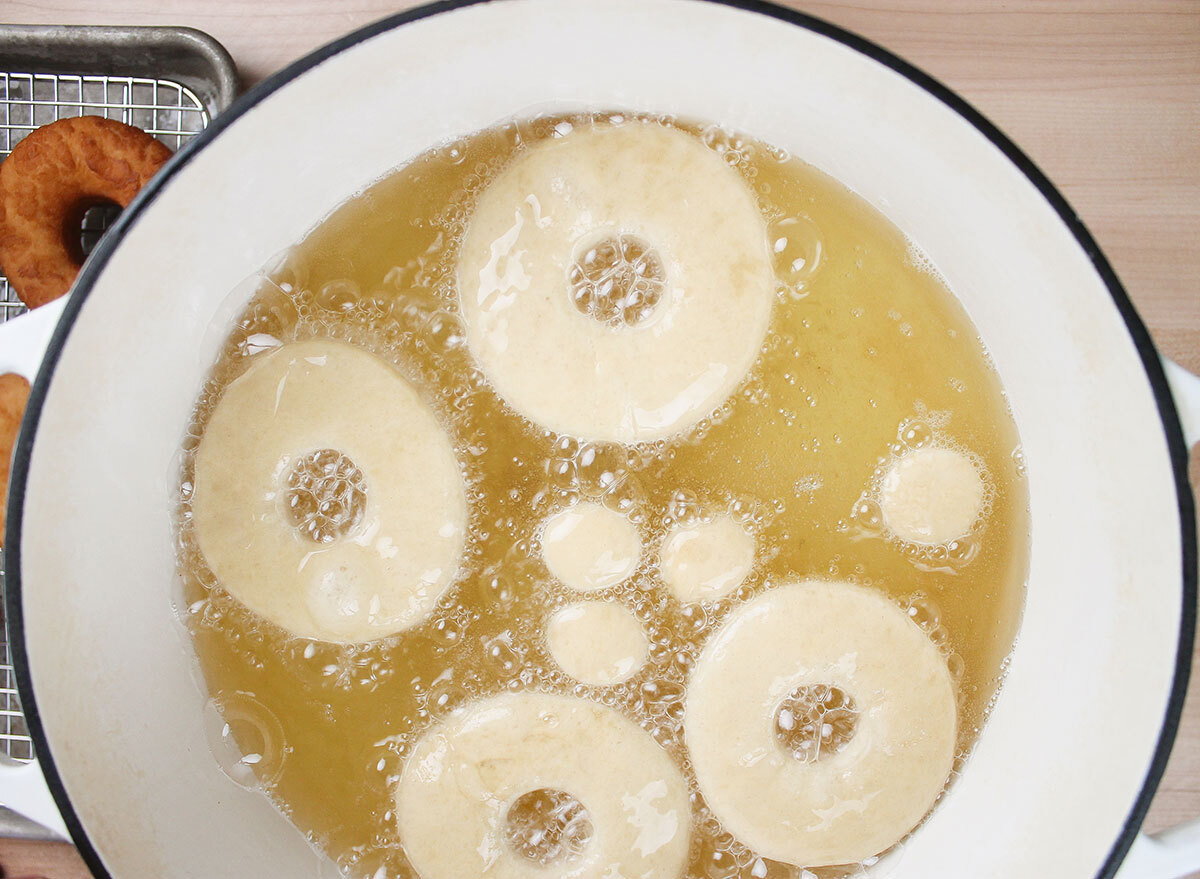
(685, 580, 957, 867)
(396, 691, 691, 879)
(457, 122, 773, 442)
(193, 339, 467, 643)
(0, 117, 171, 308)
(0, 373, 30, 544)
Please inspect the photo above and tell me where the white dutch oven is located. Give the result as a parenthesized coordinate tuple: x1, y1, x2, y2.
(2, 1, 1199, 877)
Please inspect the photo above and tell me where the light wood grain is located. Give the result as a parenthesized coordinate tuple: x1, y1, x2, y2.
(0, 837, 88, 878)
(0, 1, 1196, 876)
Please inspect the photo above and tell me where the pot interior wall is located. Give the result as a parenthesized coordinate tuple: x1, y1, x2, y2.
(14, 1, 1185, 876)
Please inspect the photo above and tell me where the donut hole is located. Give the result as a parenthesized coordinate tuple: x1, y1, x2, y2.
(63, 198, 123, 263)
(567, 233, 666, 327)
(878, 446, 987, 547)
(773, 684, 859, 763)
(503, 787, 594, 865)
(540, 502, 642, 592)
(78, 200, 123, 258)
(283, 449, 368, 544)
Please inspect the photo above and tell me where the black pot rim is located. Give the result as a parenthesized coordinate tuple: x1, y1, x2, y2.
(5, 1, 1195, 877)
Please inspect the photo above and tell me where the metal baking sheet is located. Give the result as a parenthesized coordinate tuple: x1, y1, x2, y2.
(0, 24, 238, 119)
(0, 25, 239, 323)
(0, 25, 237, 768)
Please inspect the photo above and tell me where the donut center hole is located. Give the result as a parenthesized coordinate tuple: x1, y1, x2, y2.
(70, 200, 123, 261)
(568, 233, 666, 328)
(774, 684, 859, 763)
(283, 449, 368, 544)
(503, 787, 594, 865)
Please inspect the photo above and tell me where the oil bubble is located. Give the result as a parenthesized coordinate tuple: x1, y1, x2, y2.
(945, 652, 966, 682)
(602, 473, 646, 519)
(340, 848, 412, 879)
(424, 310, 466, 352)
(552, 435, 581, 459)
(851, 496, 884, 532)
(484, 634, 523, 678)
(427, 616, 464, 650)
(667, 489, 702, 526)
(927, 626, 951, 649)
(679, 604, 708, 635)
(477, 570, 518, 610)
(904, 595, 941, 631)
(700, 124, 753, 167)
(671, 650, 695, 675)
(729, 496, 763, 527)
(765, 142, 791, 163)
(203, 691, 286, 790)
(363, 747, 401, 796)
(315, 279, 361, 315)
(440, 137, 470, 164)
(946, 533, 980, 567)
(504, 787, 593, 865)
(516, 114, 556, 143)
(286, 638, 341, 689)
(768, 215, 823, 294)
(641, 679, 686, 722)
(263, 249, 307, 295)
(749, 857, 799, 879)
(699, 843, 739, 878)
(496, 119, 524, 149)
(576, 443, 627, 497)
(1012, 445, 1027, 477)
(237, 282, 298, 340)
(546, 457, 578, 490)
(425, 671, 469, 717)
(899, 420, 932, 449)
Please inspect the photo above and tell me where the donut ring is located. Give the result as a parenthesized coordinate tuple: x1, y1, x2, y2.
(457, 122, 774, 443)
(396, 691, 691, 879)
(0, 117, 172, 308)
(685, 580, 957, 867)
(0, 373, 30, 544)
(193, 339, 467, 643)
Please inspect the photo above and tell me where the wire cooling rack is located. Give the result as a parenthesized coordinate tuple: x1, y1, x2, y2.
(0, 70, 210, 763)
(0, 549, 30, 762)
(0, 72, 209, 321)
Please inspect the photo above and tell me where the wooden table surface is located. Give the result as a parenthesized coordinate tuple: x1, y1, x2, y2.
(0, 1, 1196, 877)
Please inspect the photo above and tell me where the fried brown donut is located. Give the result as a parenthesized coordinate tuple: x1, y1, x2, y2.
(0, 372, 30, 544)
(0, 117, 172, 308)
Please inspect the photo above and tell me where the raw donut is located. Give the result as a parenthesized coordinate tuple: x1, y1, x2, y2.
(0, 117, 172, 308)
(457, 122, 774, 442)
(0, 373, 30, 544)
(546, 601, 648, 686)
(879, 446, 985, 545)
(540, 502, 641, 592)
(396, 691, 691, 879)
(192, 339, 466, 642)
(659, 515, 755, 602)
(685, 579, 957, 867)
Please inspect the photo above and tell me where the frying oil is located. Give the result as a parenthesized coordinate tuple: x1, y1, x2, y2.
(175, 113, 1029, 878)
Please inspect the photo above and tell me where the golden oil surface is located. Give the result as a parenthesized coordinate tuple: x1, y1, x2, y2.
(176, 114, 1030, 878)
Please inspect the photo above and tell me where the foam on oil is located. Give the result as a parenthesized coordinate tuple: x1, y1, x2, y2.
(175, 113, 1030, 878)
